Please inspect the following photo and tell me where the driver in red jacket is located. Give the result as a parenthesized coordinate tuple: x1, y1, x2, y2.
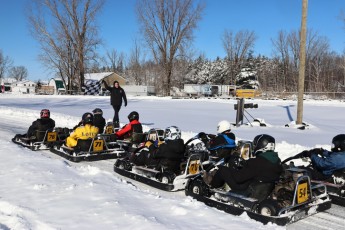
(115, 111, 143, 139)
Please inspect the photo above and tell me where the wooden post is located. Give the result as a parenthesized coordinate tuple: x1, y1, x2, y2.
(297, 0, 308, 124)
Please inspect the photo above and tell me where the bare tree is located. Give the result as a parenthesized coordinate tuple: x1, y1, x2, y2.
(136, 0, 205, 96)
(127, 39, 146, 85)
(28, 0, 104, 92)
(222, 29, 257, 84)
(9, 66, 28, 81)
(103, 49, 126, 74)
(271, 30, 290, 91)
(0, 50, 13, 80)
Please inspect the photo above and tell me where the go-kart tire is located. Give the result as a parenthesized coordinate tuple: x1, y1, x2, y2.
(116, 159, 132, 171)
(188, 178, 211, 197)
(258, 199, 280, 216)
(157, 172, 175, 184)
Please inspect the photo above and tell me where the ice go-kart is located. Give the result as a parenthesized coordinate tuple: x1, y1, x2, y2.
(114, 134, 212, 191)
(282, 152, 345, 206)
(184, 143, 332, 226)
(12, 127, 70, 151)
(50, 134, 126, 162)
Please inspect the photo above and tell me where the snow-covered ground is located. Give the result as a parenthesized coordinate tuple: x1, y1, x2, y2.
(0, 94, 344, 229)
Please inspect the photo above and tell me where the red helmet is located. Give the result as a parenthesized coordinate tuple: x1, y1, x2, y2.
(40, 109, 50, 118)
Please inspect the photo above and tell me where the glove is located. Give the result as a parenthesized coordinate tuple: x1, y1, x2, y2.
(301, 150, 312, 158)
(153, 140, 158, 148)
(310, 148, 324, 156)
(197, 132, 206, 139)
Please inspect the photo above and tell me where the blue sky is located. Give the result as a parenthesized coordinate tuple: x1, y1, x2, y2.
(1, 0, 345, 81)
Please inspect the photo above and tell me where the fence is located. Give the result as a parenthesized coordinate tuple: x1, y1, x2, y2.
(262, 92, 345, 100)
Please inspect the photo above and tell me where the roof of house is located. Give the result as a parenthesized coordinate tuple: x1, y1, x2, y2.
(2, 78, 17, 84)
(11, 79, 36, 86)
(84, 72, 114, 81)
(84, 72, 125, 81)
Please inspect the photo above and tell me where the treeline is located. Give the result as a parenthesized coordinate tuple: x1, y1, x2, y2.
(1, 0, 345, 96)
(103, 29, 345, 94)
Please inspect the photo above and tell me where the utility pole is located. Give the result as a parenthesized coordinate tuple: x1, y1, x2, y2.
(297, 0, 308, 124)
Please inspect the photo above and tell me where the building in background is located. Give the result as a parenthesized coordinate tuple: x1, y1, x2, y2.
(11, 80, 36, 94)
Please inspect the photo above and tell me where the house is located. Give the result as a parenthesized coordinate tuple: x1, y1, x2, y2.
(1, 78, 16, 92)
(122, 85, 155, 96)
(84, 72, 126, 95)
(11, 80, 36, 94)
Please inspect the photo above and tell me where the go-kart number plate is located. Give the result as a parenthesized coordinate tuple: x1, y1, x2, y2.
(47, 132, 57, 142)
(297, 182, 309, 204)
(105, 126, 113, 134)
(93, 140, 104, 151)
(188, 160, 200, 175)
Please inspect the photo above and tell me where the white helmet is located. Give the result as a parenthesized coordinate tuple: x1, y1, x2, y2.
(164, 126, 181, 140)
(217, 120, 231, 134)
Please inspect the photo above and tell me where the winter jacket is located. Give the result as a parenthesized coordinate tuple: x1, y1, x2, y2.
(209, 132, 236, 159)
(149, 139, 186, 173)
(311, 150, 345, 176)
(103, 81, 127, 106)
(66, 124, 99, 147)
(93, 114, 106, 133)
(212, 151, 282, 191)
(233, 151, 282, 183)
(115, 120, 143, 139)
(27, 118, 55, 137)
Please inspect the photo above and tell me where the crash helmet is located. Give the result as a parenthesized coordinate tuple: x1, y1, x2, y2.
(40, 109, 50, 118)
(217, 120, 231, 134)
(92, 108, 103, 115)
(253, 134, 275, 155)
(331, 134, 345, 152)
(82, 112, 94, 125)
(128, 111, 139, 121)
(164, 126, 181, 141)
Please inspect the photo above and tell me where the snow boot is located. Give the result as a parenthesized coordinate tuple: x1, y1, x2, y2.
(202, 168, 218, 185)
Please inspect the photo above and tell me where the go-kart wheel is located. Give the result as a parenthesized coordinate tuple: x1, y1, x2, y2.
(258, 199, 280, 216)
(116, 160, 131, 171)
(189, 178, 210, 197)
(157, 172, 175, 184)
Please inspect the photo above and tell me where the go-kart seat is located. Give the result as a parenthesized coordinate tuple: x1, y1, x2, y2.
(35, 130, 49, 142)
(131, 132, 146, 144)
(74, 139, 93, 152)
(247, 181, 275, 202)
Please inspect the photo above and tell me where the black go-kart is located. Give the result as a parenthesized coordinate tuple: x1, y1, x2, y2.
(185, 142, 332, 226)
(282, 151, 345, 206)
(12, 127, 69, 151)
(114, 135, 212, 191)
(50, 135, 126, 162)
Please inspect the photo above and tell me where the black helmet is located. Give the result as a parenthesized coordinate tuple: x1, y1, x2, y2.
(128, 111, 139, 121)
(253, 134, 275, 155)
(92, 108, 103, 115)
(82, 112, 93, 125)
(40, 109, 50, 118)
(331, 134, 345, 152)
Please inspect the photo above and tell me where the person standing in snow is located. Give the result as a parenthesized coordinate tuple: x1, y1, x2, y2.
(102, 80, 127, 128)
